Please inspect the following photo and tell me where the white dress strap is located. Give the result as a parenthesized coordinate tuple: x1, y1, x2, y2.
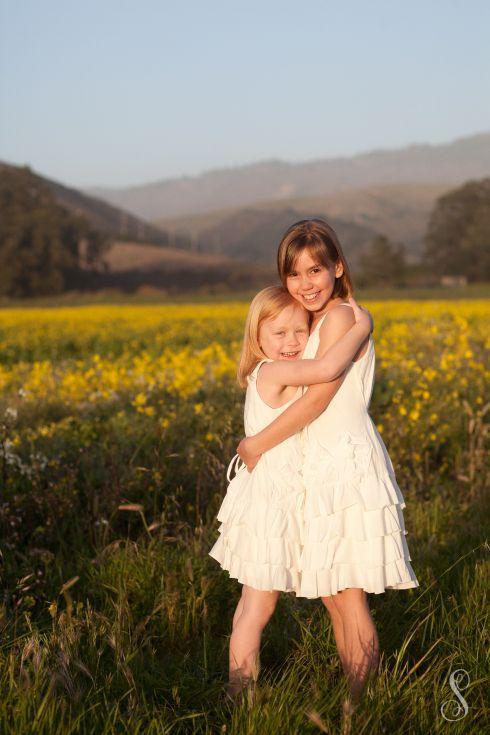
(248, 358, 272, 383)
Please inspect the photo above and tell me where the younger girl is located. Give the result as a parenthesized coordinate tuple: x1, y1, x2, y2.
(237, 219, 419, 708)
(209, 285, 372, 700)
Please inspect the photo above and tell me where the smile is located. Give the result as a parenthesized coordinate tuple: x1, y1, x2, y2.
(281, 350, 300, 358)
(302, 291, 320, 302)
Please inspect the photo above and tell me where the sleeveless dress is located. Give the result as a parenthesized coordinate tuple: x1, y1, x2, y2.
(297, 302, 420, 598)
(208, 359, 306, 593)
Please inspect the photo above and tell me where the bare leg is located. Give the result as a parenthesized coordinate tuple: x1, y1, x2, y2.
(227, 585, 279, 696)
(322, 588, 380, 705)
(321, 593, 348, 673)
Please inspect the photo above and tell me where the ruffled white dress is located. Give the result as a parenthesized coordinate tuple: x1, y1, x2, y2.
(208, 359, 306, 593)
(209, 306, 419, 599)
(297, 303, 419, 598)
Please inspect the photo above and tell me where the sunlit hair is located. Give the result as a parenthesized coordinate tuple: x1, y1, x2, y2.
(277, 218, 353, 298)
(237, 286, 308, 388)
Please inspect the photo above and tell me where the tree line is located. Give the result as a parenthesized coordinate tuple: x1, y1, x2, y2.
(357, 178, 490, 287)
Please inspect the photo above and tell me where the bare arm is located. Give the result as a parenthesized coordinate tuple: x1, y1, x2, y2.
(261, 297, 371, 388)
(237, 305, 360, 465)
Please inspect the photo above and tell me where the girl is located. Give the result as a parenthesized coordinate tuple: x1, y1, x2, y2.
(209, 285, 372, 701)
(237, 219, 419, 708)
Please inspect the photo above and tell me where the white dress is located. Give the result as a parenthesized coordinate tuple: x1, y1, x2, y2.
(297, 303, 420, 598)
(208, 359, 306, 593)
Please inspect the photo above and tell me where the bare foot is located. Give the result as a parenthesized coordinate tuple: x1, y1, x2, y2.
(224, 674, 255, 705)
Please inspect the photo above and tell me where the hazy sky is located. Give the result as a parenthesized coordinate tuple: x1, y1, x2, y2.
(1, 0, 489, 189)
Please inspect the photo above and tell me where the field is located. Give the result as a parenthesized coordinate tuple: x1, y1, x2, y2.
(0, 299, 488, 734)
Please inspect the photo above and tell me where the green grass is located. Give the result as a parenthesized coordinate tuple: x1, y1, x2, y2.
(0, 487, 488, 734)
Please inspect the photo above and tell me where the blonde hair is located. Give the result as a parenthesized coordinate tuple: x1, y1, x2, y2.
(237, 286, 305, 388)
(277, 218, 354, 298)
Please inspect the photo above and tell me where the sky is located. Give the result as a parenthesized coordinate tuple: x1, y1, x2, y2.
(1, 0, 489, 189)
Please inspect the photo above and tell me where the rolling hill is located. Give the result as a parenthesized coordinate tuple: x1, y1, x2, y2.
(154, 183, 450, 265)
(87, 131, 490, 221)
(0, 161, 169, 245)
(0, 161, 273, 293)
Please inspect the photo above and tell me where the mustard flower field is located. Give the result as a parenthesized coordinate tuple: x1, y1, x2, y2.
(0, 300, 488, 734)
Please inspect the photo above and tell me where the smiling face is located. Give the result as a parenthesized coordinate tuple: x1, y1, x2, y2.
(258, 302, 309, 361)
(285, 248, 344, 313)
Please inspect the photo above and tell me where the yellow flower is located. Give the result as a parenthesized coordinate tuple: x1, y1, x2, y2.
(194, 403, 204, 414)
(132, 392, 147, 408)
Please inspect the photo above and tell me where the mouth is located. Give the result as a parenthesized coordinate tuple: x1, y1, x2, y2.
(301, 291, 321, 304)
(280, 350, 300, 359)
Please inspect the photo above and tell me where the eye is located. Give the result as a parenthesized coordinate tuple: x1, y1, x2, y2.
(275, 331, 286, 336)
(310, 267, 321, 273)
(287, 272, 298, 278)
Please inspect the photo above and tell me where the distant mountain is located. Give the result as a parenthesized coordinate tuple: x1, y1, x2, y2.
(0, 161, 169, 245)
(87, 131, 490, 221)
(155, 183, 449, 265)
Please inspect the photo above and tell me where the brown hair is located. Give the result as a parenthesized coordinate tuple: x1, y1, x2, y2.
(237, 286, 307, 388)
(277, 218, 353, 299)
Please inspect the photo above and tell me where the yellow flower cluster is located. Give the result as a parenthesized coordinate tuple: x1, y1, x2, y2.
(0, 300, 488, 472)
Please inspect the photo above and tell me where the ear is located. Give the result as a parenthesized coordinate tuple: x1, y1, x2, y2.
(335, 262, 344, 278)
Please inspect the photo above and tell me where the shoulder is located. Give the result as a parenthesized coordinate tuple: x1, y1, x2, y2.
(319, 304, 355, 335)
(248, 358, 271, 383)
(316, 304, 355, 350)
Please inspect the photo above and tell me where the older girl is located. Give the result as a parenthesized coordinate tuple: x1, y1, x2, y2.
(237, 219, 419, 707)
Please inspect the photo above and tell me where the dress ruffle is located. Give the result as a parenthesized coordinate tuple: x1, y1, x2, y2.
(208, 454, 306, 593)
(297, 431, 418, 598)
(209, 430, 419, 598)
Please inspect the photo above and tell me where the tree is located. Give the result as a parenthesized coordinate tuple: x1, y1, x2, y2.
(0, 164, 110, 297)
(424, 178, 490, 282)
(358, 234, 407, 287)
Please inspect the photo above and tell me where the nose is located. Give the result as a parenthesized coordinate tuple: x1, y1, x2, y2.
(300, 274, 313, 291)
(287, 332, 300, 346)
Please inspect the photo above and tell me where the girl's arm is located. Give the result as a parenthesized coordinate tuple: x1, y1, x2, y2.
(260, 297, 371, 388)
(237, 306, 359, 468)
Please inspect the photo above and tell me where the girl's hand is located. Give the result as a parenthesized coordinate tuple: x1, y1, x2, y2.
(348, 296, 373, 333)
(236, 437, 261, 472)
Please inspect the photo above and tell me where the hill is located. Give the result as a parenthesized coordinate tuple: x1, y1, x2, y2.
(85, 239, 273, 293)
(154, 183, 449, 265)
(87, 131, 490, 221)
(0, 161, 169, 245)
(0, 162, 272, 295)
